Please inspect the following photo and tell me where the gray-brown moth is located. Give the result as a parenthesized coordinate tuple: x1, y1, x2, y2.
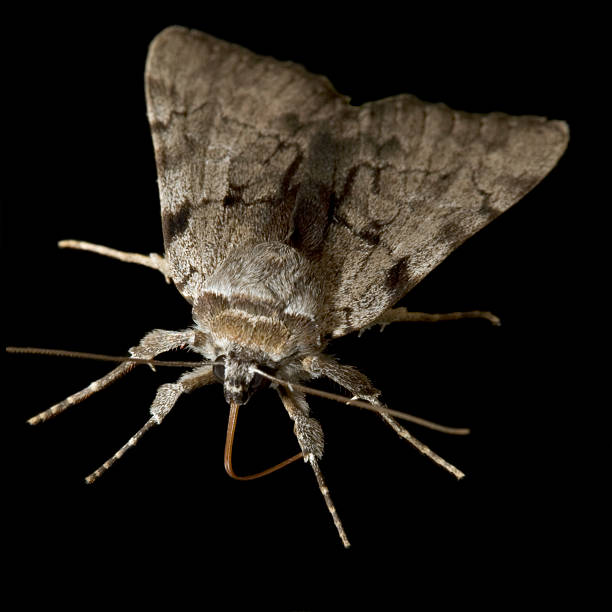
(24, 26, 568, 548)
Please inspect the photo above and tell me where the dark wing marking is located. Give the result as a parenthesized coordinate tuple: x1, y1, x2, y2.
(146, 27, 568, 339)
(316, 97, 568, 336)
(145, 26, 345, 303)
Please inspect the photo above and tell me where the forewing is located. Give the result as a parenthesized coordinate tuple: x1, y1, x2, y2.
(318, 95, 569, 337)
(145, 26, 346, 303)
(145, 27, 568, 338)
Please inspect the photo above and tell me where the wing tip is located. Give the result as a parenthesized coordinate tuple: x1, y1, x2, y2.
(542, 117, 570, 168)
(149, 24, 196, 46)
(552, 117, 570, 149)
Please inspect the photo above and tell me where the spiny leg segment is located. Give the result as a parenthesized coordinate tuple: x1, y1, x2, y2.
(309, 454, 350, 548)
(58, 240, 171, 282)
(85, 365, 215, 483)
(28, 360, 137, 425)
(359, 306, 500, 335)
(278, 387, 350, 548)
(303, 353, 465, 480)
(27, 329, 195, 425)
(379, 413, 464, 479)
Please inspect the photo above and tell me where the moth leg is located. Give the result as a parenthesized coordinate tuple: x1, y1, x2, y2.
(28, 328, 194, 425)
(58, 240, 171, 282)
(277, 387, 324, 461)
(359, 306, 500, 335)
(85, 365, 214, 483)
(378, 413, 464, 479)
(278, 387, 350, 548)
(303, 354, 465, 479)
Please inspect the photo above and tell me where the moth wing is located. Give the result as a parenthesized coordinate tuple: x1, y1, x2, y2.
(145, 26, 346, 303)
(318, 96, 569, 337)
(146, 27, 568, 339)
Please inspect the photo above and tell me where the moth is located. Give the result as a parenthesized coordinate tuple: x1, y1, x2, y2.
(19, 26, 568, 548)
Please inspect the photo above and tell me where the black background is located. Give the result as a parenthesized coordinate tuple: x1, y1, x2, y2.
(3, 6, 600, 609)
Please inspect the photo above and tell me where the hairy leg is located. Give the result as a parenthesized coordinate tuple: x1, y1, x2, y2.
(85, 365, 215, 483)
(278, 387, 350, 548)
(28, 328, 195, 425)
(303, 354, 465, 479)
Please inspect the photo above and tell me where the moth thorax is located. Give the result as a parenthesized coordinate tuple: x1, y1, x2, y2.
(211, 309, 292, 358)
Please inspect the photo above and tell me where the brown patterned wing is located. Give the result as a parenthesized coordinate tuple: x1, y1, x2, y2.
(315, 96, 568, 337)
(145, 26, 346, 303)
(145, 26, 568, 339)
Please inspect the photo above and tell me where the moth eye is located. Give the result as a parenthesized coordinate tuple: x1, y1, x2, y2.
(213, 356, 226, 382)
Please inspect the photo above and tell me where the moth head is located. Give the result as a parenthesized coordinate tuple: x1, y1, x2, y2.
(211, 351, 271, 406)
(192, 312, 302, 405)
